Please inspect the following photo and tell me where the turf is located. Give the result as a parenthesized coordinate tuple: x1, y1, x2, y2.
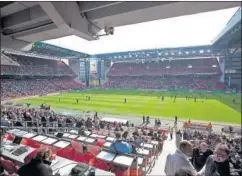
(16, 89, 241, 124)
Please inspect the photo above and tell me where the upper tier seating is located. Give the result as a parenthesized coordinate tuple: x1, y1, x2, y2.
(107, 58, 221, 76)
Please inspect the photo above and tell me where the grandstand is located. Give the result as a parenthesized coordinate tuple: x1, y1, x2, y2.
(0, 5, 241, 176)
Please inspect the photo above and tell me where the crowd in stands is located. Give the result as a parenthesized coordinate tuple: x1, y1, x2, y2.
(104, 58, 228, 91)
(1, 104, 241, 176)
(1, 105, 165, 176)
(1, 54, 74, 76)
(103, 75, 226, 90)
(165, 128, 242, 176)
(107, 58, 220, 76)
(1, 79, 84, 100)
(1, 106, 132, 134)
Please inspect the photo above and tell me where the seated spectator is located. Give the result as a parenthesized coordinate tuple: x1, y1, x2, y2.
(17, 148, 58, 176)
(231, 155, 241, 169)
(122, 131, 129, 140)
(110, 133, 133, 154)
(133, 135, 144, 148)
(114, 126, 120, 132)
(148, 130, 154, 137)
(165, 140, 197, 176)
(199, 143, 230, 176)
(132, 129, 139, 136)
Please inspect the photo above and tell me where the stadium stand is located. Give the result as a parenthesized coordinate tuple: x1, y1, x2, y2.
(1, 53, 85, 100)
(103, 58, 227, 91)
(103, 75, 226, 90)
(1, 79, 84, 100)
(107, 58, 221, 76)
(2, 54, 74, 76)
(1, 105, 241, 176)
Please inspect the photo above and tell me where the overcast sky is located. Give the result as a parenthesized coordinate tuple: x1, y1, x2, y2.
(44, 7, 239, 55)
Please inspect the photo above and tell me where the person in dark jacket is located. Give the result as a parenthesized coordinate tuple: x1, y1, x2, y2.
(199, 143, 230, 176)
(18, 149, 59, 176)
(192, 142, 213, 171)
(41, 116, 47, 127)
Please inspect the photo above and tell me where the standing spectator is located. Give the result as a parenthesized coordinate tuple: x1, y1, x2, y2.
(199, 143, 230, 176)
(41, 116, 47, 127)
(192, 142, 213, 171)
(183, 130, 189, 140)
(176, 130, 183, 148)
(169, 127, 174, 140)
(165, 140, 197, 176)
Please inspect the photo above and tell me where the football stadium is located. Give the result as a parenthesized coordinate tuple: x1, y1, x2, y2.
(0, 2, 241, 176)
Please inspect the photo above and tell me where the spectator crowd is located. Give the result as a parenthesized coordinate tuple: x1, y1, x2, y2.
(1, 79, 84, 100)
(165, 128, 241, 176)
(1, 54, 74, 76)
(107, 58, 220, 76)
(103, 75, 226, 91)
(1, 104, 241, 176)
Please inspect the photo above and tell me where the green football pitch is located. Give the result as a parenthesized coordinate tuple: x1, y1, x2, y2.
(17, 89, 241, 124)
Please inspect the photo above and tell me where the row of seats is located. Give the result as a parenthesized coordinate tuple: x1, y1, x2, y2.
(107, 58, 221, 76)
(103, 75, 226, 90)
(3, 128, 164, 176)
(1, 78, 85, 100)
(2, 54, 74, 76)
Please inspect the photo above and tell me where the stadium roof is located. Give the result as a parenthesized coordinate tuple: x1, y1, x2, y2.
(3, 7, 240, 60)
(93, 45, 215, 61)
(212, 7, 241, 48)
(29, 42, 90, 59)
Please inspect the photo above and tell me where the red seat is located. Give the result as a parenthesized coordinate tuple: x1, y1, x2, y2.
(95, 160, 110, 171)
(96, 139, 105, 147)
(28, 140, 41, 148)
(57, 147, 75, 160)
(82, 152, 95, 164)
(130, 168, 141, 176)
(24, 150, 38, 164)
(4, 134, 14, 141)
(72, 140, 83, 154)
(74, 154, 85, 162)
(115, 170, 129, 176)
(0, 157, 18, 174)
(71, 140, 84, 161)
(87, 145, 101, 156)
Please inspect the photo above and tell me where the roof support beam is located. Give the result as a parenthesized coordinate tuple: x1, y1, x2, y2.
(79, 2, 123, 13)
(1, 6, 50, 32)
(38, 1, 97, 40)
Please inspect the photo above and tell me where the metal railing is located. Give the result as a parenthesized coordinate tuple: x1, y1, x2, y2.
(3, 120, 80, 135)
(3, 119, 136, 135)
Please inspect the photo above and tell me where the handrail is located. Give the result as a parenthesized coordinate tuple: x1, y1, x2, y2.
(3, 119, 136, 135)
(4, 119, 78, 134)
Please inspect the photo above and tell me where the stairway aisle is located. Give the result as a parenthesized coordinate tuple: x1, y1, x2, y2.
(148, 132, 177, 176)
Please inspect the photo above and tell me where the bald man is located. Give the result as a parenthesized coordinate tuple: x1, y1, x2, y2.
(191, 142, 213, 171)
(165, 140, 197, 176)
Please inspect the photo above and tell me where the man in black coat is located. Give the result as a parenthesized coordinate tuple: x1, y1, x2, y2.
(192, 142, 213, 171)
(18, 149, 59, 176)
